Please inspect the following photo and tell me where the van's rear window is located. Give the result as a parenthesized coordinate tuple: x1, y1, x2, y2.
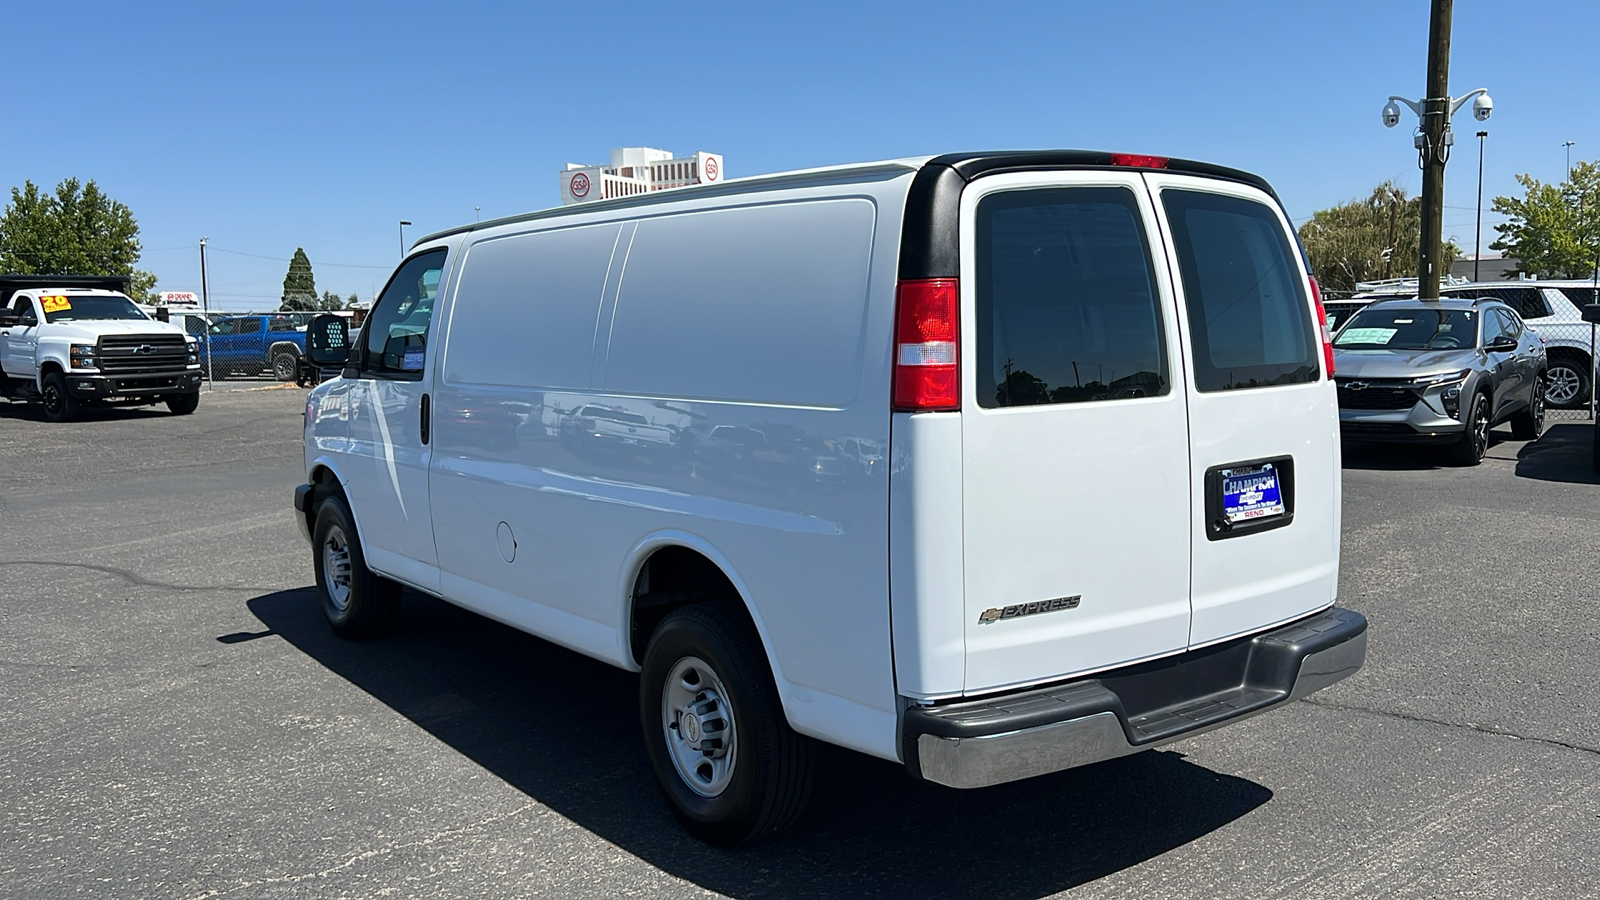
(975, 187, 1169, 408)
(1162, 190, 1318, 392)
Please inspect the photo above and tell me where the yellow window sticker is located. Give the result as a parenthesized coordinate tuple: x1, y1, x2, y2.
(40, 295, 71, 314)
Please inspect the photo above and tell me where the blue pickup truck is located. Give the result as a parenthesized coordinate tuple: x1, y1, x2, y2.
(193, 315, 307, 380)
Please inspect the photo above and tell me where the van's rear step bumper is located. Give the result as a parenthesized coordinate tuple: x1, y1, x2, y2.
(902, 607, 1367, 789)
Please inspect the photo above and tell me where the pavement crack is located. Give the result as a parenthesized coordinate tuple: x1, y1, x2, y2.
(0, 560, 279, 593)
(1303, 697, 1600, 759)
(181, 802, 539, 899)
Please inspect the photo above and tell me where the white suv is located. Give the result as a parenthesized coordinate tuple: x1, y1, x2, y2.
(294, 150, 1367, 845)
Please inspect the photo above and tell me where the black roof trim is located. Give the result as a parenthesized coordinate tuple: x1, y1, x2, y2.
(897, 151, 1281, 280)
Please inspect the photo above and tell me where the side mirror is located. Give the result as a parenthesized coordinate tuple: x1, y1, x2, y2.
(156, 307, 170, 323)
(0, 311, 17, 327)
(307, 314, 351, 367)
(1582, 304, 1600, 325)
(1486, 335, 1518, 353)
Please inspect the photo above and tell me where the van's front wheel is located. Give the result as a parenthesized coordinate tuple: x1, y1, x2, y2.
(312, 495, 401, 638)
(640, 604, 815, 847)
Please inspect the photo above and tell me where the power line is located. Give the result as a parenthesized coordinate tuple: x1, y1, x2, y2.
(207, 246, 391, 269)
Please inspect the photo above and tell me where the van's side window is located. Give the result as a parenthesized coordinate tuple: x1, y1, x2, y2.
(363, 250, 447, 379)
(976, 187, 1169, 407)
(1162, 190, 1318, 391)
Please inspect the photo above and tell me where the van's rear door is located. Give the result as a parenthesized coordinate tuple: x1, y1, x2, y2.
(959, 170, 1193, 694)
(1146, 174, 1339, 647)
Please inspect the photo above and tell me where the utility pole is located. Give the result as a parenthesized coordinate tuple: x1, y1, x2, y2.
(1475, 131, 1487, 282)
(1384, 189, 1399, 279)
(399, 220, 412, 259)
(198, 238, 214, 389)
(1418, 0, 1453, 300)
(1563, 141, 1575, 181)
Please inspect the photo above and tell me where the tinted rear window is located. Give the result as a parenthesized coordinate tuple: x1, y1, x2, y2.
(975, 187, 1168, 408)
(1163, 190, 1317, 391)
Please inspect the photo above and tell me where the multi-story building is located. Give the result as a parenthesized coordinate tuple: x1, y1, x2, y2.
(559, 147, 725, 206)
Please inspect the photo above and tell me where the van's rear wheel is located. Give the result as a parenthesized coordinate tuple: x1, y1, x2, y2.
(312, 495, 401, 638)
(640, 604, 815, 846)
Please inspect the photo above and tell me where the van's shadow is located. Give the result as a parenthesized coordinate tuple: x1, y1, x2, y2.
(248, 589, 1271, 899)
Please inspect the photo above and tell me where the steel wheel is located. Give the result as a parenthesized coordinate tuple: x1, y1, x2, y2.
(661, 655, 738, 798)
(274, 354, 297, 381)
(40, 381, 63, 416)
(321, 524, 353, 613)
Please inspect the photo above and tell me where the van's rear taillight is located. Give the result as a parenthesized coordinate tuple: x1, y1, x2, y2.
(893, 279, 959, 411)
(1309, 276, 1335, 377)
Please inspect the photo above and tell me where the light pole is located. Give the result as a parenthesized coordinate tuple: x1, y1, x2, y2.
(475, 207, 481, 222)
(198, 238, 214, 389)
(1563, 141, 1576, 181)
(1475, 130, 1487, 282)
(399, 220, 412, 259)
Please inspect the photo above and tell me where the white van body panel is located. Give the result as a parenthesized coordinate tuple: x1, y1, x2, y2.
(1144, 173, 1339, 646)
(420, 172, 916, 760)
(955, 171, 1195, 695)
(888, 411, 966, 699)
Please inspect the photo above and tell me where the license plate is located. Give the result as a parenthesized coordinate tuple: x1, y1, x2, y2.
(1220, 463, 1285, 524)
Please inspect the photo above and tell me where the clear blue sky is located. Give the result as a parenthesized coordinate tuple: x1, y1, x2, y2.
(2, 0, 1594, 310)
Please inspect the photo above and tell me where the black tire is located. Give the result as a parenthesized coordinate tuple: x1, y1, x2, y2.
(1448, 391, 1491, 466)
(1510, 373, 1546, 441)
(272, 352, 298, 382)
(39, 371, 79, 422)
(640, 603, 815, 847)
(166, 392, 200, 415)
(311, 494, 401, 639)
(1543, 354, 1590, 410)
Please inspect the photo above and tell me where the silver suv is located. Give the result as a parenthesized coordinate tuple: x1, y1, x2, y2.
(1333, 297, 1546, 465)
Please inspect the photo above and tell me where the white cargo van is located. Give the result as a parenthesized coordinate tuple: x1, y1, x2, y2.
(294, 151, 1366, 846)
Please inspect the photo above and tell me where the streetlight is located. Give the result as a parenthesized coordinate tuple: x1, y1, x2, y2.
(1563, 141, 1576, 181)
(475, 206, 481, 222)
(399, 220, 412, 258)
(1382, 86, 1493, 297)
(1475, 130, 1487, 282)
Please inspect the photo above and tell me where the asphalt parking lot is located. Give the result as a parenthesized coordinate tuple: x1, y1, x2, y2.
(2, 388, 1597, 899)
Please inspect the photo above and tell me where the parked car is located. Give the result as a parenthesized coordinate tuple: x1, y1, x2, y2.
(195, 315, 307, 380)
(0, 283, 201, 420)
(1438, 283, 1592, 409)
(293, 149, 1366, 846)
(1333, 297, 1546, 464)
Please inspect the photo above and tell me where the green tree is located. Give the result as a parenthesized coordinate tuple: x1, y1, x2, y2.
(1297, 182, 1460, 296)
(279, 248, 318, 311)
(1490, 161, 1600, 280)
(345, 293, 358, 309)
(319, 290, 346, 311)
(0, 177, 159, 301)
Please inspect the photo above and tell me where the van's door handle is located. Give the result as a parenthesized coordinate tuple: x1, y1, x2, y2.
(420, 393, 431, 445)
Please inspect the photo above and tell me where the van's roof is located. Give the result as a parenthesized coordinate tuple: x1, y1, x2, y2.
(413, 150, 1275, 249)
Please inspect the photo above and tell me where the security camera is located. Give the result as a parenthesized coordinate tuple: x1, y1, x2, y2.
(1473, 92, 1493, 122)
(1382, 100, 1402, 128)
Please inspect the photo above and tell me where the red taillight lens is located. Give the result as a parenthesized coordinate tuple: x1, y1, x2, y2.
(1110, 153, 1169, 169)
(1310, 276, 1335, 377)
(893, 278, 959, 411)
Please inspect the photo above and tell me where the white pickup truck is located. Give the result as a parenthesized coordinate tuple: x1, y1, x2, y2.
(0, 280, 202, 421)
